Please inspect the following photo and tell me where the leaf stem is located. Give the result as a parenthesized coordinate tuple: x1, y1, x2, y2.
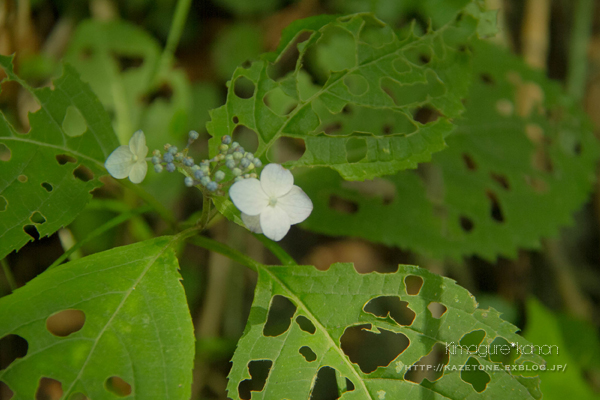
(187, 235, 261, 272)
(1, 258, 17, 292)
(47, 205, 153, 270)
(567, 0, 595, 101)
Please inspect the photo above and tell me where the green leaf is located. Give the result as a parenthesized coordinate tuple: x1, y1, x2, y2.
(228, 263, 544, 399)
(207, 12, 479, 181)
(0, 55, 119, 261)
(523, 298, 598, 400)
(299, 39, 600, 260)
(0, 236, 194, 399)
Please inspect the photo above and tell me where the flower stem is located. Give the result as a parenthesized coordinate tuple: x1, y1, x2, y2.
(1, 258, 17, 292)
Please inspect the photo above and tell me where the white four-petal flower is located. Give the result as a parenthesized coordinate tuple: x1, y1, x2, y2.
(229, 163, 313, 241)
(105, 130, 149, 184)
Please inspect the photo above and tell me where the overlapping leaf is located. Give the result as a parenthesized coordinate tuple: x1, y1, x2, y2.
(0, 56, 119, 260)
(228, 263, 544, 399)
(299, 39, 600, 260)
(0, 236, 194, 399)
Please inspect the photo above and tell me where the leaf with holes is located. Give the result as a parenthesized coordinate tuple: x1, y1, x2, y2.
(0, 55, 119, 261)
(299, 39, 600, 260)
(228, 263, 544, 399)
(64, 19, 192, 147)
(0, 236, 194, 399)
(206, 7, 489, 179)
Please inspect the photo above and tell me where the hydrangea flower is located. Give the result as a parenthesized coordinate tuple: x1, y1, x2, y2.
(105, 130, 148, 184)
(229, 163, 313, 241)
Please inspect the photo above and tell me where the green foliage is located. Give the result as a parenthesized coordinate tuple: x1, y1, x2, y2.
(523, 298, 598, 400)
(228, 263, 544, 399)
(0, 236, 194, 399)
(64, 19, 192, 148)
(299, 39, 600, 260)
(0, 55, 119, 261)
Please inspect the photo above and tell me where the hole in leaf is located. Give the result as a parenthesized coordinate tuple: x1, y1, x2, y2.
(17, 175, 27, 183)
(392, 57, 410, 74)
(273, 136, 305, 163)
(405, 343, 449, 384)
(35, 377, 62, 400)
(340, 324, 409, 374)
(328, 195, 358, 214)
(364, 296, 415, 326)
(299, 346, 317, 362)
(404, 45, 433, 65)
(324, 122, 342, 134)
(486, 190, 504, 223)
(112, 53, 143, 72)
(359, 23, 394, 47)
(462, 153, 477, 171)
(480, 73, 495, 85)
(56, 154, 77, 165)
(488, 337, 519, 365)
(62, 106, 87, 137)
(263, 88, 297, 116)
(0, 196, 6, 212)
(412, 105, 441, 124)
(382, 124, 392, 134)
(428, 302, 447, 319)
(267, 31, 310, 81)
(0, 381, 13, 399)
(310, 366, 352, 400)
(345, 138, 367, 163)
(105, 376, 132, 397)
(341, 179, 396, 205)
(263, 295, 296, 337)
(232, 116, 239, 124)
(41, 182, 53, 192)
(0, 334, 28, 370)
(238, 360, 272, 400)
(24, 225, 40, 240)
(296, 315, 316, 334)
(490, 172, 510, 190)
(461, 357, 490, 393)
(68, 393, 89, 400)
(232, 125, 258, 153)
(524, 175, 548, 193)
(405, 275, 423, 295)
(459, 330, 486, 348)
(142, 83, 173, 104)
(233, 76, 255, 99)
(344, 74, 369, 96)
(459, 216, 474, 233)
(79, 47, 94, 60)
(0, 144, 11, 161)
(73, 165, 94, 182)
(46, 309, 85, 337)
(30, 212, 46, 225)
(574, 141, 582, 155)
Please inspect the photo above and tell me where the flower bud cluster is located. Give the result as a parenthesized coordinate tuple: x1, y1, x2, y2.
(150, 132, 262, 193)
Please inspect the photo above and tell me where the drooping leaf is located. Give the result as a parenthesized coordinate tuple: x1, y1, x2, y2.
(0, 55, 119, 260)
(0, 236, 194, 399)
(228, 263, 544, 399)
(299, 39, 600, 260)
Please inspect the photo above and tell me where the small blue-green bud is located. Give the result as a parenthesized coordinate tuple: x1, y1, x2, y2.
(234, 146, 245, 154)
(183, 157, 195, 167)
(151, 156, 161, 165)
(206, 181, 218, 192)
(184, 177, 194, 187)
(234, 176, 244, 182)
(245, 153, 254, 161)
(164, 143, 172, 151)
(154, 164, 163, 173)
(225, 154, 234, 161)
(219, 144, 229, 153)
(253, 159, 262, 168)
(191, 165, 200, 172)
(194, 170, 205, 180)
(240, 158, 250, 169)
(247, 163, 255, 170)
(244, 174, 251, 179)
(214, 171, 225, 182)
(230, 141, 240, 150)
(232, 168, 242, 176)
(225, 159, 236, 169)
(221, 135, 232, 144)
(166, 163, 176, 172)
(233, 152, 243, 160)
(168, 146, 178, 155)
(200, 176, 210, 186)
(250, 173, 257, 179)
(152, 149, 161, 157)
(163, 153, 174, 163)
(175, 152, 184, 162)
(200, 165, 210, 174)
(189, 130, 200, 140)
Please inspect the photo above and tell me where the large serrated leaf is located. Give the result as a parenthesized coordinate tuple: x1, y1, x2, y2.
(228, 263, 544, 399)
(299, 39, 600, 260)
(0, 236, 194, 399)
(0, 55, 119, 260)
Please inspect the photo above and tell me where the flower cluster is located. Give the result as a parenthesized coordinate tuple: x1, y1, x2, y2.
(104, 130, 313, 241)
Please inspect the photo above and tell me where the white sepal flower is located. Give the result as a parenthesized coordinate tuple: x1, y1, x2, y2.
(105, 130, 149, 184)
(229, 163, 313, 241)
